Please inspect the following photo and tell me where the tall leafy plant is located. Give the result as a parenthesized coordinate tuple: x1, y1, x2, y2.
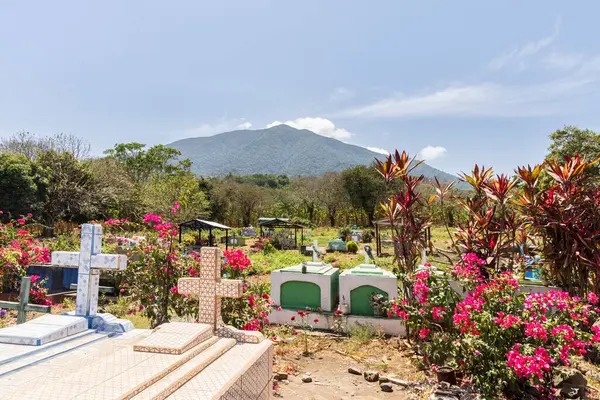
(375, 150, 432, 275)
(516, 154, 600, 295)
(455, 166, 521, 274)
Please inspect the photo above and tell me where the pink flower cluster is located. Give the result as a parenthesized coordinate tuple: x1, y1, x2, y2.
(223, 249, 251, 272)
(412, 270, 430, 303)
(104, 218, 130, 227)
(493, 312, 521, 329)
(507, 345, 551, 380)
(452, 253, 485, 282)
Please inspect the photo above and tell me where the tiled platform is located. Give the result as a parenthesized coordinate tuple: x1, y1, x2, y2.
(0, 328, 272, 399)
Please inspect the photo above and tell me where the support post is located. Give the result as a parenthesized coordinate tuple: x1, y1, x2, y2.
(17, 277, 31, 324)
(226, 229, 229, 250)
(376, 222, 381, 256)
(179, 226, 182, 243)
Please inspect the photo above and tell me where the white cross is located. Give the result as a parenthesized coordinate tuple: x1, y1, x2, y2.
(178, 247, 263, 343)
(51, 224, 127, 317)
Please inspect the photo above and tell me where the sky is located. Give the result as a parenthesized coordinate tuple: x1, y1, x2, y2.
(1, 1, 599, 175)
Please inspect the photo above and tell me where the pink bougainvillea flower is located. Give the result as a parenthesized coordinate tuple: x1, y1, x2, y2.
(419, 328, 431, 339)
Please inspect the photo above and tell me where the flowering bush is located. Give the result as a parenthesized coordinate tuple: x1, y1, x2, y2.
(221, 250, 272, 335)
(389, 254, 600, 397)
(222, 276, 272, 334)
(121, 210, 197, 327)
(0, 212, 51, 304)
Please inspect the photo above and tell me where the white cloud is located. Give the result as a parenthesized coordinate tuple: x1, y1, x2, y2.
(366, 147, 389, 155)
(418, 146, 447, 161)
(181, 118, 252, 138)
(543, 52, 584, 70)
(237, 121, 253, 130)
(334, 73, 596, 119)
(329, 87, 354, 102)
(489, 17, 561, 70)
(266, 117, 352, 140)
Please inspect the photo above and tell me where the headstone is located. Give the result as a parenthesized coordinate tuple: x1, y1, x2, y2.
(52, 224, 127, 318)
(178, 247, 263, 344)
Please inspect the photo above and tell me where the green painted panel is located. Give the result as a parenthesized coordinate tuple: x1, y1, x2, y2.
(281, 281, 321, 310)
(350, 285, 387, 316)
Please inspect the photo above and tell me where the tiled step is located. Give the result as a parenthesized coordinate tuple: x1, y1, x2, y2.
(0, 330, 111, 377)
(123, 338, 236, 400)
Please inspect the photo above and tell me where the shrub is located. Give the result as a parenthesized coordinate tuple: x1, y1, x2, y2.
(346, 241, 359, 253)
(455, 166, 521, 274)
(516, 156, 600, 296)
(362, 230, 374, 243)
(0, 213, 51, 303)
(121, 210, 198, 327)
(388, 254, 600, 397)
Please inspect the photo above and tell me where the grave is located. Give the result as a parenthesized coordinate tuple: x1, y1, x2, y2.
(350, 230, 363, 243)
(270, 247, 339, 312)
(0, 246, 273, 399)
(328, 238, 347, 252)
(339, 248, 398, 316)
(241, 225, 257, 237)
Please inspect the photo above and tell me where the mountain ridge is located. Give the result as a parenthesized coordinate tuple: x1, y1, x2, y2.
(167, 125, 460, 182)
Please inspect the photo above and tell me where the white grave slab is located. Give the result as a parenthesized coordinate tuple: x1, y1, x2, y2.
(0, 314, 88, 346)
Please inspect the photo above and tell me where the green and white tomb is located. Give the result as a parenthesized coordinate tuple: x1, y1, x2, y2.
(270, 261, 340, 312)
(339, 262, 398, 316)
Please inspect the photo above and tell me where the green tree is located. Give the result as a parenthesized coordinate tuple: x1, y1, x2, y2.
(318, 172, 348, 227)
(547, 126, 600, 174)
(86, 157, 139, 220)
(144, 173, 210, 223)
(342, 165, 386, 226)
(36, 150, 95, 224)
(0, 153, 47, 218)
(104, 143, 190, 183)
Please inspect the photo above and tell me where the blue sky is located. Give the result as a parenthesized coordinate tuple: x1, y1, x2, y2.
(1, 1, 599, 175)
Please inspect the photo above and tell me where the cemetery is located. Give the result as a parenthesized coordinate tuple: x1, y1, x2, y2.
(2, 149, 600, 399)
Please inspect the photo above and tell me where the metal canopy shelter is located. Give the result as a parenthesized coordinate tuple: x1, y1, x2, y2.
(258, 218, 305, 249)
(178, 219, 232, 249)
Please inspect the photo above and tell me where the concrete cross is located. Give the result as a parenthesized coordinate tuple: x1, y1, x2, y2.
(178, 247, 263, 343)
(51, 224, 127, 317)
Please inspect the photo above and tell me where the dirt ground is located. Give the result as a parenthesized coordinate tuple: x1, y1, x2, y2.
(274, 350, 426, 400)
(271, 330, 430, 400)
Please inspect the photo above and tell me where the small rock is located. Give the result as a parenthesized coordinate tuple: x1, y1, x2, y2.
(429, 391, 459, 400)
(387, 378, 412, 388)
(560, 384, 585, 399)
(302, 376, 313, 383)
(364, 371, 380, 383)
(348, 366, 362, 375)
(379, 376, 390, 383)
(380, 382, 393, 393)
(553, 368, 587, 389)
(274, 372, 288, 381)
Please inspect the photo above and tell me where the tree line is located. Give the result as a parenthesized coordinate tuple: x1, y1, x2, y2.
(0, 126, 595, 228)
